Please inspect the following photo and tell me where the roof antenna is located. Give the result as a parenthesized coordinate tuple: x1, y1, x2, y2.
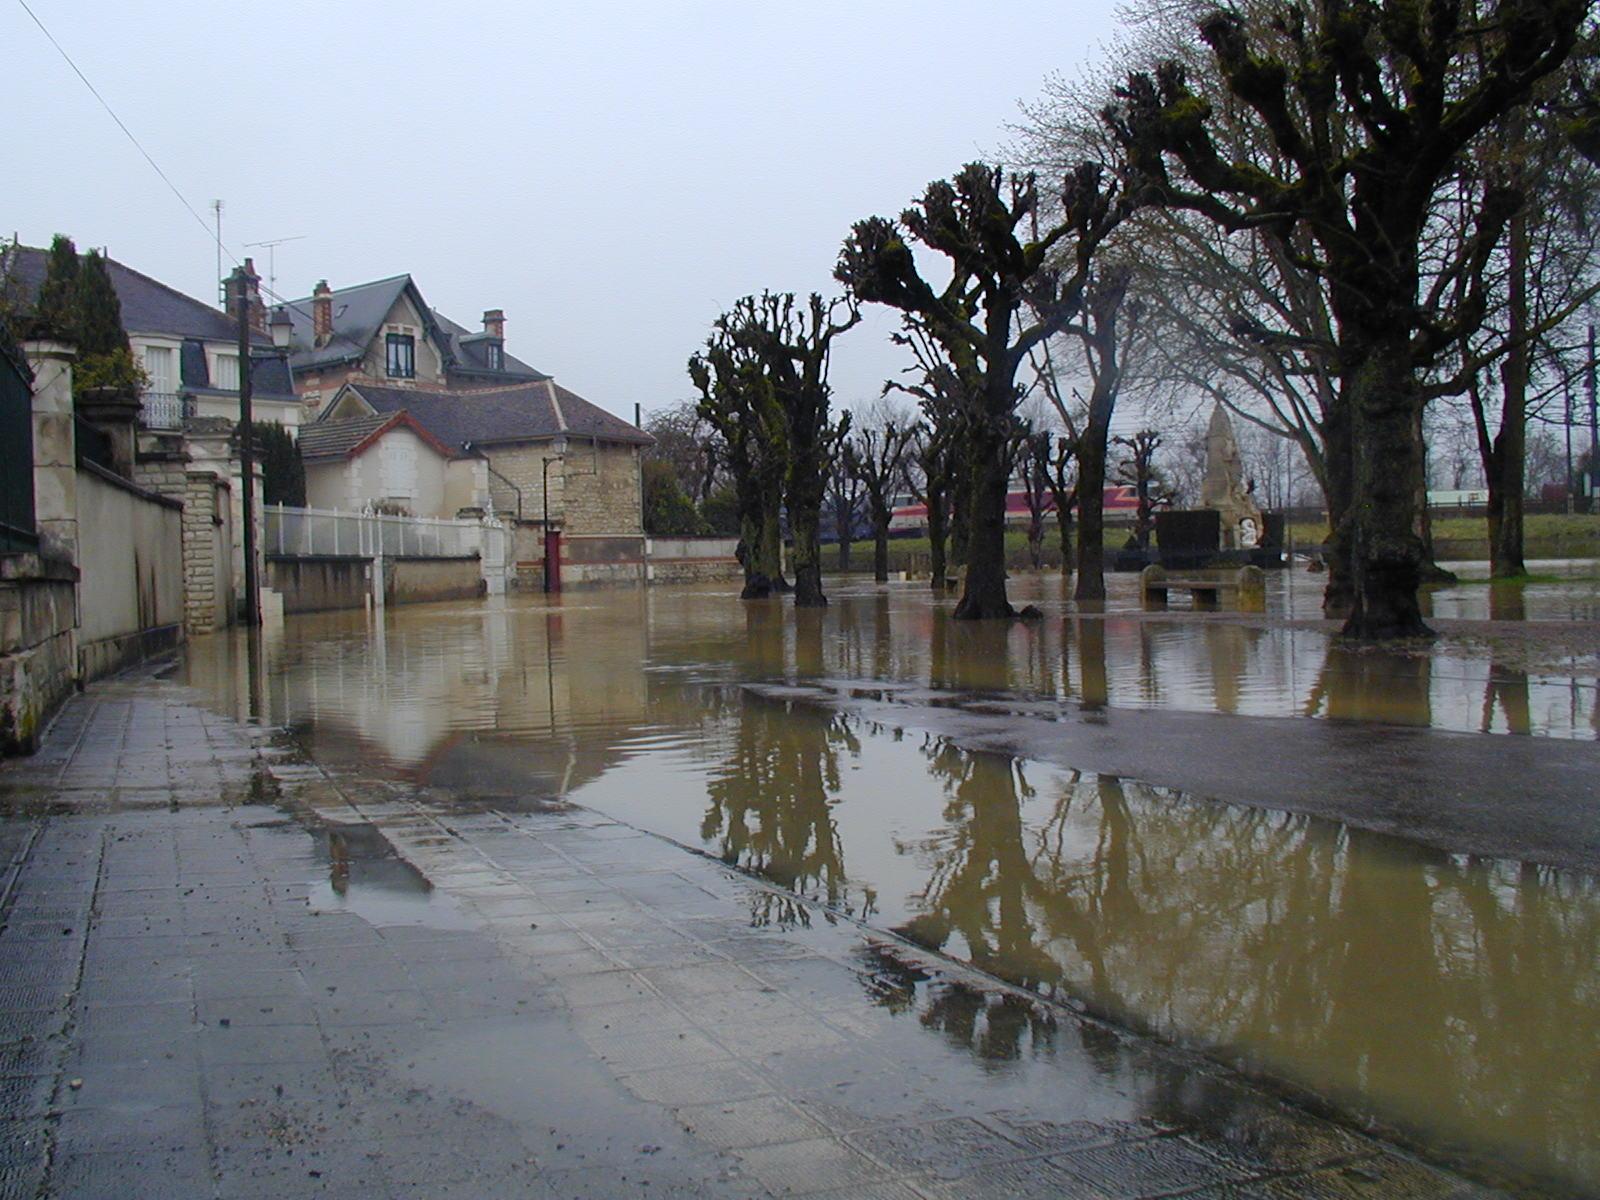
(211, 200, 224, 306)
(244, 234, 306, 299)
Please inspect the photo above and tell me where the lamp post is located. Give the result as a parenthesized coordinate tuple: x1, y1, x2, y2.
(541, 437, 567, 593)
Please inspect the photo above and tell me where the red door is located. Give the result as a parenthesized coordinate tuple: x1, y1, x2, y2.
(543, 529, 562, 593)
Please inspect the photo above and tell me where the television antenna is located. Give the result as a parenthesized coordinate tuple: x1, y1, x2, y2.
(243, 234, 306, 298)
(212, 200, 224, 304)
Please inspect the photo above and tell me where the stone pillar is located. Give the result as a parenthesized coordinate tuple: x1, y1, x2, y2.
(181, 473, 218, 634)
(75, 386, 141, 478)
(22, 340, 77, 565)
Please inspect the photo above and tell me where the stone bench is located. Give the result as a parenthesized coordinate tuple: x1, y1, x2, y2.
(1140, 565, 1266, 612)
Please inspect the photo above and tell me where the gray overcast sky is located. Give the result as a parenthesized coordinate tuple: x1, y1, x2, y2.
(6, 0, 1125, 423)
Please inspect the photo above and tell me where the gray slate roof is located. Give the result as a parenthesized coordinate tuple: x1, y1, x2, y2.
(278, 275, 548, 383)
(0, 244, 297, 401)
(1, 245, 269, 347)
(297, 413, 394, 460)
(429, 307, 547, 382)
(336, 380, 651, 449)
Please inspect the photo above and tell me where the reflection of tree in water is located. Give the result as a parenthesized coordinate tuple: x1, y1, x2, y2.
(1482, 584, 1531, 734)
(701, 692, 872, 917)
(859, 944, 1058, 1062)
(896, 738, 1600, 1185)
(899, 742, 1060, 990)
(1304, 641, 1432, 726)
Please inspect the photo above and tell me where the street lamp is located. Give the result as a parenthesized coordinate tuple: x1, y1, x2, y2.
(541, 436, 567, 593)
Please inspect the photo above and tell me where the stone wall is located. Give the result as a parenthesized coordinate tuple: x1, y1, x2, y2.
(484, 440, 642, 536)
(387, 558, 483, 605)
(0, 556, 78, 755)
(267, 556, 370, 614)
(561, 441, 643, 536)
(645, 537, 742, 584)
(267, 554, 483, 612)
(75, 464, 185, 683)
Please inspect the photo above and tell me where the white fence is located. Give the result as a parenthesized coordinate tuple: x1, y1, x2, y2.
(267, 505, 484, 560)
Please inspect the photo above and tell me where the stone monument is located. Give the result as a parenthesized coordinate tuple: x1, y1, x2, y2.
(1199, 404, 1264, 550)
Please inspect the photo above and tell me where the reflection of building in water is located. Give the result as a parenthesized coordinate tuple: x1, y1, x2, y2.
(184, 597, 652, 795)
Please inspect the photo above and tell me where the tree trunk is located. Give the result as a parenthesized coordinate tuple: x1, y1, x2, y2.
(1321, 399, 1356, 619)
(927, 481, 949, 592)
(953, 422, 1013, 620)
(1488, 207, 1529, 580)
(738, 509, 772, 599)
(950, 472, 970, 568)
(873, 520, 890, 583)
(792, 504, 826, 607)
(836, 510, 852, 571)
(1057, 509, 1073, 573)
(1340, 341, 1433, 639)
(1074, 406, 1113, 602)
(749, 502, 786, 597)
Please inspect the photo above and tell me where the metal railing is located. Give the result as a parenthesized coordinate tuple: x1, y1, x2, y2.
(265, 505, 487, 560)
(138, 391, 190, 430)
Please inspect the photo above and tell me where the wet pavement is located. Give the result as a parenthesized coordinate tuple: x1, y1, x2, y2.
(0, 669, 1524, 1199)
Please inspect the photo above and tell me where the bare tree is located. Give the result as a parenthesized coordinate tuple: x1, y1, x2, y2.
(827, 446, 865, 571)
(1108, 0, 1591, 637)
(838, 162, 1130, 619)
(1113, 429, 1174, 550)
(845, 403, 916, 583)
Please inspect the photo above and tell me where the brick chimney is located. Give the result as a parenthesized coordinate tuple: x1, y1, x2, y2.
(223, 260, 266, 333)
(313, 280, 333, 347)
(244, 258, 266, 333)
(483, 309, 505, 340)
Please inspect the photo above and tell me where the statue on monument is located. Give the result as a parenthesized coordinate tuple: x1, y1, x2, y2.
(1199, 404, 1264, 550)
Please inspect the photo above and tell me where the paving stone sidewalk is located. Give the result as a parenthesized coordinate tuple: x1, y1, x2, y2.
(0, 673, 1505, 1199)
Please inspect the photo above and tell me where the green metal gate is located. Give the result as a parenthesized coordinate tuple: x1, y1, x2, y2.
(0, 342, 36, 555)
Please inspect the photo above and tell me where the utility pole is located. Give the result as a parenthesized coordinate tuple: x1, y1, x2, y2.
(231, 267, 260, 626)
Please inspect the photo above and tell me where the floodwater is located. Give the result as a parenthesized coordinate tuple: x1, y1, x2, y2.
(183, 566, 1600, 1194)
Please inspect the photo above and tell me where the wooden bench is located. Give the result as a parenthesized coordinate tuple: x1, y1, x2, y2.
(1140, 565, 1266, 612)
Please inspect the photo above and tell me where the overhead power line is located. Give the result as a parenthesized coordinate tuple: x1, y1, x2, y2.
(16, 0, 217, 245)
(14, 0, 324, 327)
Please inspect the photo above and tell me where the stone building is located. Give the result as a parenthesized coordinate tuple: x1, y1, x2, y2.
(276, 274, 545, 415)
(308, 379, 650, 589)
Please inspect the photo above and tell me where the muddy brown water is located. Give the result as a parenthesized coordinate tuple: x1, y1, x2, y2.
(183, 567, 1600, 1194)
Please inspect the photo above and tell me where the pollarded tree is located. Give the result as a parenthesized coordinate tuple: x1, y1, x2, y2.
(722, 292, 860, 608)
(837, 162, 1130, 619)
(689, 319, 788, 598)
(1109, 0, 1592, 637)
(845, 405, 917, 583)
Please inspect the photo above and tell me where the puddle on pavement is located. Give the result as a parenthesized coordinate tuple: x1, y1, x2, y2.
(180, 572, 1600, 1193)
(302, 822, 477, 931)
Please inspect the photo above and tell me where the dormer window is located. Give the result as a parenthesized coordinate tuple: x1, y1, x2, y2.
(386, 333, 415, 378)
(486, 342, 503, 371)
